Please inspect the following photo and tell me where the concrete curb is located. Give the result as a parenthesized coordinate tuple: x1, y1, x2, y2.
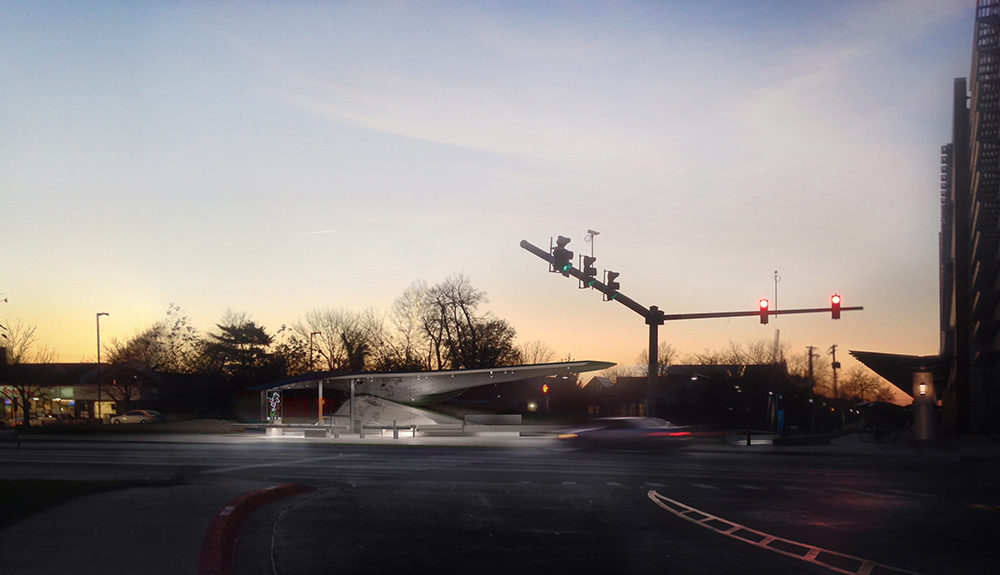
(197, 483, 315, 575)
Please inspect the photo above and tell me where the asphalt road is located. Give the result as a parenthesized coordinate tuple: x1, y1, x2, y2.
(229, 445, 988, 575)
(3, 439, 996, 574)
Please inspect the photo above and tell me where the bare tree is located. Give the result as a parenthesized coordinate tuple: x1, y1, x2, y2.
(636, 342, 677, 376)
(786, 346, 832, 394)
(414, 274, 519, 370)
(101, 362, 146, 412)
(600, 364, 635, 382)
(518, 340, 556, 365)
(271, 325, 310, 375)
(422, 274, 487, 369)
(683, 339, 786, 366)
(298, 308, 382, 372)
(840, 366, 896, 403)
(103, 304, 201, 374)
(384, 282, 433, 370)
(0, 320, 56, 427)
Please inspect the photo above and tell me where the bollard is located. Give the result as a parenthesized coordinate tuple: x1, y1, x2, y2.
(393, 420, 398, 439)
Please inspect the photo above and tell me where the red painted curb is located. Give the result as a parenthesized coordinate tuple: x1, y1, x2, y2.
(197, 483, 315, 575)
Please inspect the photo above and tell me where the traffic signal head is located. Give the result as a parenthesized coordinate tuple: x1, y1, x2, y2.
(605, 270, 620, 296)
(551, 236, 573, 274)
(831, 293, 841, 320)
(759, 298, 769, 324)
(582, 256, 597, 285)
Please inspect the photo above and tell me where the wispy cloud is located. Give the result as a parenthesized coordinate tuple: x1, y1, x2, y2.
(294, 228, 337, 237)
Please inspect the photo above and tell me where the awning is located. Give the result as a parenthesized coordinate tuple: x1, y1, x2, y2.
(848, 351, 949, 397)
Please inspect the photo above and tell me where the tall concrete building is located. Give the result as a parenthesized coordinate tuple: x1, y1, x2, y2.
(854, 1, 999, 435)
(942, 0, 1000, 434)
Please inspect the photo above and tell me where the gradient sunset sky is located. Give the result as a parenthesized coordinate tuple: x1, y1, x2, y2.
(1, 1, 974, 375)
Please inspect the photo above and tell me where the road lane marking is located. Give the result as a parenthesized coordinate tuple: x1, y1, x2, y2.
(199, 455, 354, 475)
(691, 483, 718, 490)
(647, 490, 921, 575)
(884, 489, 935, 499)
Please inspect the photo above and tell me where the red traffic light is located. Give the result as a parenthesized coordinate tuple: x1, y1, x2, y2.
(759, 298, 769, 324)
(831, 293, 841, 320)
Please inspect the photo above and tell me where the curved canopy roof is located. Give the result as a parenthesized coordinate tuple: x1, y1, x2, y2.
(848, 351, 949, 397)
(254, 360, 616, 406)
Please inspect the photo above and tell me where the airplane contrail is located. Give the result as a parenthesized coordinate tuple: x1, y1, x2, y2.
(295, 229, 337, 236)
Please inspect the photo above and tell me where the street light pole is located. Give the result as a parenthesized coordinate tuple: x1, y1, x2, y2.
(96, 312, 109, 422)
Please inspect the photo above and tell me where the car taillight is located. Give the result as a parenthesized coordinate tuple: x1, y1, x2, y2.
(557, 433, 579, 440)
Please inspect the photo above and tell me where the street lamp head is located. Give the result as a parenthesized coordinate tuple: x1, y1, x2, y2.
(97, 312, 109, 318)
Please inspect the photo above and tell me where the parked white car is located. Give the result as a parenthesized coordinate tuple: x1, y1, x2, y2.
(110, 410, 166, 424)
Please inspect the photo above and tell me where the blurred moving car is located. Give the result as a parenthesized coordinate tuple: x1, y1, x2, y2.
(110, 409, 166, 424)
(557, 417, 692, 450)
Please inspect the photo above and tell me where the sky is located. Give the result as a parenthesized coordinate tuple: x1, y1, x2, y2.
(1, 1, 975, 380)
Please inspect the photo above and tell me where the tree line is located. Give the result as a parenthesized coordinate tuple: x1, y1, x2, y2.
(2, 272, 895, 425)
(103, 274, 531, 391)
(607, 339, 896, 404)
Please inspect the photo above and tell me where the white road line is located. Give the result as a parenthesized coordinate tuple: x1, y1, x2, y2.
(737, 484, 766, 490)
(691, 483, 718, 490)
(199, 455, 353, 475)
(884, 489, 936, 499)
(647, 490, 922, 575)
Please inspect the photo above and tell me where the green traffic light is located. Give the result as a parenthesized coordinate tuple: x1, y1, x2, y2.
(562, 264, 573, 271)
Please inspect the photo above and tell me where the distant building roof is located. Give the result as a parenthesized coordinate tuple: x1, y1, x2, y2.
(584, 376, 614, 390)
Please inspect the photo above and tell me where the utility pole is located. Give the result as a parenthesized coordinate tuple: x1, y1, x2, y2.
(773, 271, 780, 318)
(806, 345, 817, 387)
(830, 344, 840, 399)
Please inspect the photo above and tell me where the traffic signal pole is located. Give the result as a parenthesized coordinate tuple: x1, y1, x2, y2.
(520, 239, 862, 419)
(520, 240, 652, 318)
(523, 240, 667, 415)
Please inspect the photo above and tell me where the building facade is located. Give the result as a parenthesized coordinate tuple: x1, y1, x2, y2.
(941, 0, 1000, 434)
